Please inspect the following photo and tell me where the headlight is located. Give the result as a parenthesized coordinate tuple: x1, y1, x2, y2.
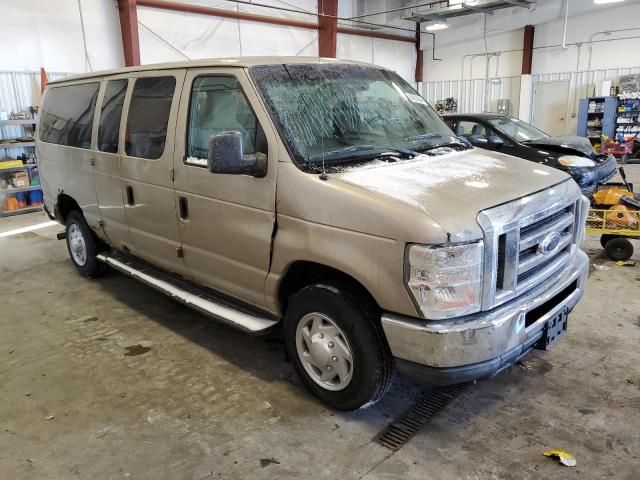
(558, 155, 595, 167)
(406, 242, 483, 320)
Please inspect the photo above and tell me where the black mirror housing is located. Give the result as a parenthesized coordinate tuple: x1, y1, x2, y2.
(207, 131, 266, 177)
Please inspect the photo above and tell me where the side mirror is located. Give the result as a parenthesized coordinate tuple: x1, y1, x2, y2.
(488, 136, 505, 149)
(467, 135, 489, 146)
(207, 131, 266, 177)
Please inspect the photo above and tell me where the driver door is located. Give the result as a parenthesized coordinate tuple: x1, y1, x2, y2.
(172, 68, 278, 310)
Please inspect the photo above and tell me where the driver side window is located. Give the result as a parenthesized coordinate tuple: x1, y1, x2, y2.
(457, 120, 488, 142)
(186, 76, 267, 167)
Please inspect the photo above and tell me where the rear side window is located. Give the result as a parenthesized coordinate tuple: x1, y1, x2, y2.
(98, 79, 128, 153)
(39, 82, 100, 148)
(125, 76, 176, 159)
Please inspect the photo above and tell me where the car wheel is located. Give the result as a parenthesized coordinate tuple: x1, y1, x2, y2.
(284, 282, 394, 411)
(604, 237, 634, 261)
(65, 210, 107, 278)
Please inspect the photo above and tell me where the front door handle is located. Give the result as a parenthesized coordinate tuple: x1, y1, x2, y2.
(179, 196, 189, 220)
(126, 186, 135, 205)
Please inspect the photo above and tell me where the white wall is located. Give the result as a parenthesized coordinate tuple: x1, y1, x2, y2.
(423, 29, 524, 82)
(1, 0, 124, 73)
(421, 0, 640, 83)
(137, 1, 416, 83)
(337, 33, 416, 83)
(336, 0, 416, 82)
(0, 0, 416, 83)
(532, 3, 640, 74)
(137, 0, 319, 62)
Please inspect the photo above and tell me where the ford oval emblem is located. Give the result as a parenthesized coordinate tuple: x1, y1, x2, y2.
(538, 231, 562, 256)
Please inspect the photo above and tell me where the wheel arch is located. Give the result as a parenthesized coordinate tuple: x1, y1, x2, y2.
(277, 260, 380, 317)
(55, 193, 82, 222)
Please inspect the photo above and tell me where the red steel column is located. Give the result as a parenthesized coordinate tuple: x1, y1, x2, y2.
(415, 23, 423, 83)
(522, 24, 534, 75)
(118, 0, 141, 67)
(318, 0, 338, 58)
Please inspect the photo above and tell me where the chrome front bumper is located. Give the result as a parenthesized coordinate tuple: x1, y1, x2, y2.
(381, 249, 589, 384)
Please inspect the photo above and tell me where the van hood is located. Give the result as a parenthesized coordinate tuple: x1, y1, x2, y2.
(332, 148, 571, 242)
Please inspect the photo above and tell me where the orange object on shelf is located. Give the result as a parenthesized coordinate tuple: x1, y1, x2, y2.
(4, 196, 18, 211)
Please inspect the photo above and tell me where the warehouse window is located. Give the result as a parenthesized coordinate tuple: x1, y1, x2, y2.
(98, 79, 128, 153)
(39, 82, 100, 148)
(185, 76, 266, 167)
(125, 76, 176, 159)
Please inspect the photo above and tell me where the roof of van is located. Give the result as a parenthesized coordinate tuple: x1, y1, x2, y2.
(48, 56, 377, 85)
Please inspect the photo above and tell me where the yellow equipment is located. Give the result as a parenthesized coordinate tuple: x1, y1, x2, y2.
(592, 185, 633, 207)
(586, 167, 639, 261)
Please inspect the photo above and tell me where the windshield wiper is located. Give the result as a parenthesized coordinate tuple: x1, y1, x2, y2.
(405, 133, 445, 142)
(405, 133, 470, 150)
(308, 144, 418, 163)
(419, 141, 470, 152)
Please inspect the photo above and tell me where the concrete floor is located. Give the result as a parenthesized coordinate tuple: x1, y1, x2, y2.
(1, 167, 639, 480)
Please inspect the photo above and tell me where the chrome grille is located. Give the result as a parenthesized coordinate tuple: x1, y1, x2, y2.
(477, 180, 586, 311)
(515, 204, 575, 294)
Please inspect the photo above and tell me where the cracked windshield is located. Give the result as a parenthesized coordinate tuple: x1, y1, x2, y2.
(251, 64, 468, 172)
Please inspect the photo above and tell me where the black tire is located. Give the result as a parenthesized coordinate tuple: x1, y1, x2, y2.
(604, 237, 634, 261)
(600, 234, 617, 249)
(284, 282, 394, 411)
(65, 210, 107, 278)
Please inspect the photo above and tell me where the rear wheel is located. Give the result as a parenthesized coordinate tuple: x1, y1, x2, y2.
(604, 237, 634, 261)
(284, 283, 394, 411)
(65, 211, 107, 277)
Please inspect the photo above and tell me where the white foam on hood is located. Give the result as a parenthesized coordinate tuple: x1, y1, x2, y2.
(337, 150, 508, 210)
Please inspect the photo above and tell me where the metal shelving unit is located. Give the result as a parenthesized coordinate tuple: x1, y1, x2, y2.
(577, 97, 617, 147)
(616, 98, 640, 135)
(0, 119, 37, 126)
(0, 141, 35, 149)
(0, 117, 42, 217)
(1, 205, 42, 216)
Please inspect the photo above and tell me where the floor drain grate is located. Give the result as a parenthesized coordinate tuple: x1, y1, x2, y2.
(375, 384, 467, 451)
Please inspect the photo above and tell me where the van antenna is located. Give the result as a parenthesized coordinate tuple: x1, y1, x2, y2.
(320, 139, 328, 180)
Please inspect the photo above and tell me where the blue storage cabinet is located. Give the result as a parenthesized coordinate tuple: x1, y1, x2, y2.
(577, 96, 617, 146)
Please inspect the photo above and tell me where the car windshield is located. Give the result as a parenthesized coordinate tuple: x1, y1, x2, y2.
(250, 64, 466, 171)
(488, 117, 548, 142)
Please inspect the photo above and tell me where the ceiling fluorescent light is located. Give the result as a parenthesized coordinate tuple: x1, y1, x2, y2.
(594, 0, 625, 4)
(425, 20, 449, 31)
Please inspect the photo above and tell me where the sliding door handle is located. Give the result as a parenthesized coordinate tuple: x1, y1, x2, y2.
(179, 196, 189, 220)
(126, 186, 135, 205)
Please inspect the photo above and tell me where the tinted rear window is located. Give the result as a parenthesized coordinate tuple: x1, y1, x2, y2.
(39, 82, 100, 148)
(98, 79, 128, 153)
(125, 76, 176, 159)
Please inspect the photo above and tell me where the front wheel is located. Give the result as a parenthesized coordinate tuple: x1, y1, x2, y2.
(284, 283, 394, 411)
(65, 211, 107, 278)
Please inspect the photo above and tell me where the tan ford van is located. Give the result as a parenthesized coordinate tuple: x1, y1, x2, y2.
(37, 57, 589, 411)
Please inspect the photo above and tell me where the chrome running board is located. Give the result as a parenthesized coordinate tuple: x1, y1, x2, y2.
(96, 253, 279, 334)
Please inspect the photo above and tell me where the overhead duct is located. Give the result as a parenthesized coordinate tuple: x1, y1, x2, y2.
(403, 0, 535, 22)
